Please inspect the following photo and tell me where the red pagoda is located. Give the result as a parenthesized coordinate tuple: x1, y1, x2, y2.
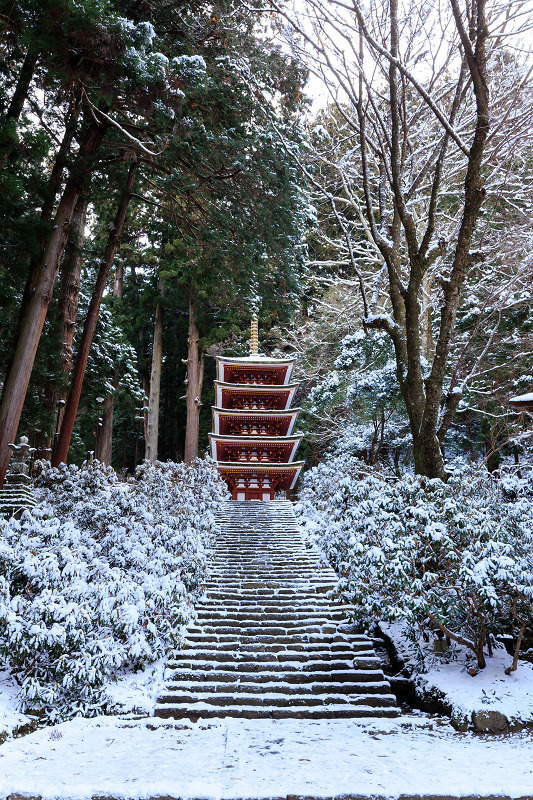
(209, 316, 303, 500)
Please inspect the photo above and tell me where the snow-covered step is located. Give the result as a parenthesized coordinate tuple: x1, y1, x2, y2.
(157, 692, 398, 708)
(167, 669, 388, 683)
(185, 632, 369, 644)
(165, 659, 372, 673)
(155, 704, 398, 720)
(155, 500, 398, 721)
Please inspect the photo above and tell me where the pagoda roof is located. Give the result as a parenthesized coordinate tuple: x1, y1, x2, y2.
(212, 406, 300, 436)
(214, 381, 298, 392)
(209, 433, 302, 445)
(216, 461, 304, 490)
(214, 381, 298, 412)
(209, 433, 302, 464)
(215, 354, 296, 366)
(211, 406, 301, 417)
(216, 355, 295, 385)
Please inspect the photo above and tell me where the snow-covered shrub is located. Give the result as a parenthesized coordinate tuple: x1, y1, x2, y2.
(0, 458, 226, 722)
(296, 456, 533, 670)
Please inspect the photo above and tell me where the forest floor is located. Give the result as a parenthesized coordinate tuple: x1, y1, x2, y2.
(1, 712, 533, 800)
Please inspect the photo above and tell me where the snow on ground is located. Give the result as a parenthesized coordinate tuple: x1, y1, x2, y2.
(106, 659, 166, 716)
(1, 714, 533, 799)
(382, 622, 533, 727)
(0, 666, 31, 741)
(415, 651, 533, 726)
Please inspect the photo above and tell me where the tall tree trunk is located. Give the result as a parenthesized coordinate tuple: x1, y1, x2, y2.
(95, 263, 124, 466)
(41, 192, 89, 455)
(183, 292, 205, 463)
(1, 100, 82, 404)
(57, 193, 89, 381)
(95, 392, 114, 465)
(18, 99, 82, 325)
(0, 47, 39, 168)
(52, 162, 137, 467)
(145, 281, 164, 463)
(0, 119, 106, 487)
(112, 262, 123, 298)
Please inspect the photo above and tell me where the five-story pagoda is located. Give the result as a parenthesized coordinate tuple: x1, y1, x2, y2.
(209, 316, 303, 500)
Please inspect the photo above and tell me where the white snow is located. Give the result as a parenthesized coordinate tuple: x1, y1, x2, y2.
(510, 392, 533, 403)
(0, 667, 30, 739)
(382, 621, 533, 727)
(415, 651, 533, 725)
(1, 715, 533, 798)
(106, 659, 166, 716)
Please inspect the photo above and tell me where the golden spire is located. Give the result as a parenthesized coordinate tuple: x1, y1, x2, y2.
(250, 313, 259, 355)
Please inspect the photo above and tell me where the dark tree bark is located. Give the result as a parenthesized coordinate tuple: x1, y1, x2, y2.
(57, 193, 89, 380)
(95, 263, 124, 466)
(95, 392, 114, 465)
(0, 99, 82, 405)
(183, 291, 205, 463)
(17, 98, 82, 326)
(0, 118, 107, 487)
(0, 47, 39, 168)
(145, 280, 164, 463)
(52, 162, 138, 466)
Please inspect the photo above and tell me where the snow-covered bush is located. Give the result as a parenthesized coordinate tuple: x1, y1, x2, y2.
(296, 456, 533, 670)
(0, 458, 226, 723)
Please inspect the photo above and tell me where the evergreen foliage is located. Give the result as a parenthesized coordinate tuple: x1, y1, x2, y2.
(296, 457, 533, 670)
(0, 457, 225, 721)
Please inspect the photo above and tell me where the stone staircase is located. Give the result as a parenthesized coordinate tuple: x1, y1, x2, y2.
(155, 500, 399, 720)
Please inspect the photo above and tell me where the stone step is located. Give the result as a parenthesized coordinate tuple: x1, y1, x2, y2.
(195, 605, 352, 615)
(164, 681, 393, 695)
(196, 597, 348, 605)
(182, 642, 375, 655)
(167, 669, 387, 684)
(187, 626, 344, 637)
(193, 611, 350, 622)
(156, 500, 398, 721)
(166, 660, 382, 674)
(191, 615, 350, 626)
(203, 587, 336, 597)
(156, 692, 398, 708)
(168, 648, 379, 661)
(185, 633, 366, 645)
(154, 704, 399, 720)
(204, 580, 337, 588)
(165, 659, 381, 673)
(208, 568, 322, 575)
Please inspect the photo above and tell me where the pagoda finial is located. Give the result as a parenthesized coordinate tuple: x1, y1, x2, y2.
(250, 313, 259, 355)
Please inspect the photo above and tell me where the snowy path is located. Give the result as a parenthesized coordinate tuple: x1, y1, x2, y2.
(157, 500, 397, 720)
(1, 714, 533, 799)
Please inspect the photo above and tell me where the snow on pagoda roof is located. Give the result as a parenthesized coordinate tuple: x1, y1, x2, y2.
(208, 433, 303, 445)
(214, 380, 298, 390)
(209, 433, 302, 463)
(211, 406, 301, 415)
(215, 354, 296, 365)
(216, 461, 304, 490)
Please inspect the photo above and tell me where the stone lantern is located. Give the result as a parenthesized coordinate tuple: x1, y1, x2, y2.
(0, 436, 36, 519)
